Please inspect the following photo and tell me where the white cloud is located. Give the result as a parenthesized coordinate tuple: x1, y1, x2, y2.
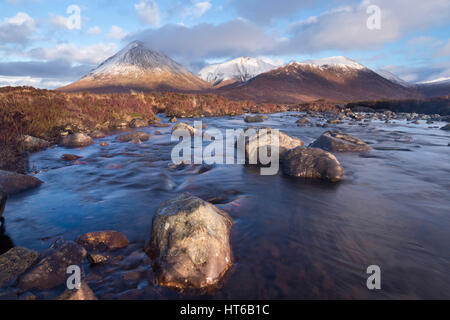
(27, 43, 117, 65)
(0, 12, 37, 44)
(87, 26, 102, 35)
(48, 15, 69, 30)
(185, 1, 212, 19)
(107, 26, 129, 40)
(135, 0, 160, 26)
(285, 0, 450, 53)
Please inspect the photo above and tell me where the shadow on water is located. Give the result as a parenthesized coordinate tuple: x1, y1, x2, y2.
(0, 192, 14, 255)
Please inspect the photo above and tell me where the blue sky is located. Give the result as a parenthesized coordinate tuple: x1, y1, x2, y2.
(0, 0, 449, 88)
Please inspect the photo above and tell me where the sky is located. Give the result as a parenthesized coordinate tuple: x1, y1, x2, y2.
(0, 0, 449, 88)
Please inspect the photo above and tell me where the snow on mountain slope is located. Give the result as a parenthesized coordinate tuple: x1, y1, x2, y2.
(59, 41, 208, 93)
(85, 41, 191, 79)
(198, 57, 281, 85)
(417, 77, 450, 85)
(375, 69, 412, 87)
(292, 56, 367, 71)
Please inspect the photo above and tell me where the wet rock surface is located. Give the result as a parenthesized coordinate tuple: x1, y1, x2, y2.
(59, 133, 94, 148)
(18, 240, 87, 291)
(145, 193, 233, 289)
(0, 170, 43, 195)
(129, 119, 148, 128)
(76, 231, 129, 252)
(310, 131, 372, 152)
(117, 132, 150, 143)
(0, 247, 40, 288)
(172, 122, 196, 136)
(244, 115, 267, 123)
(282, 147, 345, 182)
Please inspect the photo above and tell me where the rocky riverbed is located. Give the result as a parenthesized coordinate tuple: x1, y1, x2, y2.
(0, 110, 449, 299)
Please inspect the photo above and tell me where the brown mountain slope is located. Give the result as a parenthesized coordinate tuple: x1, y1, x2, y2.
(217, 62, 422, 103)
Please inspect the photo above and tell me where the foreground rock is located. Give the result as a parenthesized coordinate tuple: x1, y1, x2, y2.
(172, 122, 196, 136)
(23, 135, 51, 153)
(244, 115, 267, 123)
(0, 247, 40, 288)
(56, 282, 97, 300)
(116, 132, 150, 143)
(18, 241, 86, 291)
(238, 127, 304, 164)
(76, 231, 129, 252)
(145, 193, 232, 289)
(282, 147, 344, 182)
(441, 124, 450, 131)
(310, 131, 371, 152)
(59, 133, 94, 148)
(0, 170, 43, 195)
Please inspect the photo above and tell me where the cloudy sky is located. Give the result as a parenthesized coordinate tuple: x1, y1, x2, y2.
(0, 0, 449, 88)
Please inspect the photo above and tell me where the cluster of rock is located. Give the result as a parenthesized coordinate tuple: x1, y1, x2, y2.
(293, 109, 450, 129)
(237, 127, 371, 182)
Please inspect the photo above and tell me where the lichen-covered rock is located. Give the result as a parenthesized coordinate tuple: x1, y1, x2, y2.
(0, 170, 43, 195)
(76, 231, 129, 252)
(56, 282, 97, 300)
(23, 135, 51, 153)
(309, 131, 371, 152)
(116, 132, 150, 143)
(129, 119, 148, 128)
(59, 133, 94, 148)
(238, 127, 304, 164)
(0, 247, 40, 288)
(282, 147, 344, 182)
(145, 193, 233, 289)
(18, 241, 87, 291)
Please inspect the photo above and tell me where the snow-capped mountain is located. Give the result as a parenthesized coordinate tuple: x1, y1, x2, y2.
(375, 69, 412, 87)
(292, 56, 367, 71)
(219, 56, 418, 103)
(198, 57, 281, 86)
(59, 41, 208, 93)
(416, 76, 450, 97)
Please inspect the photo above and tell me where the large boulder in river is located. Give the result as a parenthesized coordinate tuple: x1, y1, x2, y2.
(238, 127, 304, 164)
(440, 124, 450, 131)
(18, 240, 87, 291)
(145, 193, 233, 289)
(0, 170, 43, 195)
(76, 231, 129, 252)
(282, 147, 344, 182)
(310, 131, 371, 152)
(59, 133, 94, 148)
(0, 247, 40, 288)
(116, 131, 150, 143)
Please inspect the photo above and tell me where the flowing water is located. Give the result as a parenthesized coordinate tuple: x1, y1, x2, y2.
(2, 112, 450, 299)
